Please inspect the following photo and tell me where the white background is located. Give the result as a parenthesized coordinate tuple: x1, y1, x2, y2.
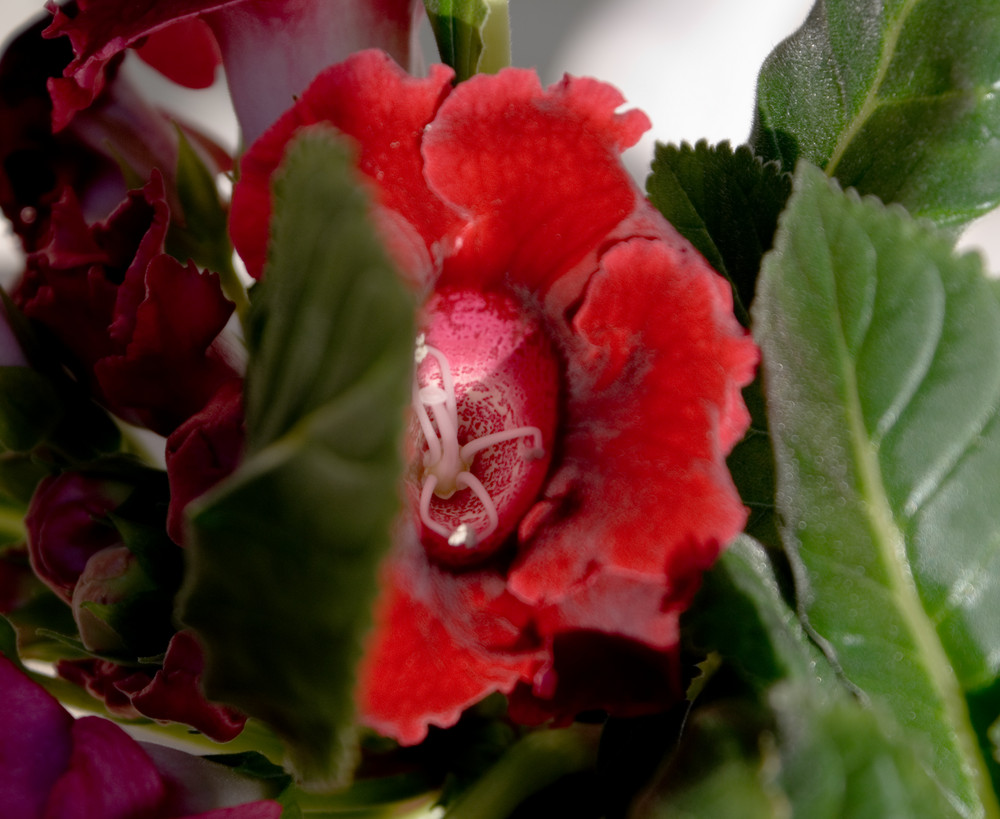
(1, 0, 997, 276)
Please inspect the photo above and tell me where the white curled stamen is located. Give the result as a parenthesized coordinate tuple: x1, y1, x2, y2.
(413, 337, 544, 548)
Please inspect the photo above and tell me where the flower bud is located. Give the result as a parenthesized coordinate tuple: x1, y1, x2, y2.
(25, 471, 132, 603)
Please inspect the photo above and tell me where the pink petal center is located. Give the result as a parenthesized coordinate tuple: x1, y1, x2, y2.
(410, 289, 559, 567)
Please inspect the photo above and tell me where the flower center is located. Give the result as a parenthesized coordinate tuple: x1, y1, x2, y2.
(410, 289, 559, 567)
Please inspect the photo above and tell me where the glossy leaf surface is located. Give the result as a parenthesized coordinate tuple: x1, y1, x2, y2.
(754, 161, 1000, 816)
(751, 0, 1000, 227)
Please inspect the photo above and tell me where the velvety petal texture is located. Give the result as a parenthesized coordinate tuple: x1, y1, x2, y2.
(230, 50, 758, 744)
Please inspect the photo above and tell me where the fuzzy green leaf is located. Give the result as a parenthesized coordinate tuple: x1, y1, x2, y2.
(754, 161, 1000, 816)
(180, 128, 414, 787)
(751, 0, 1000, 228)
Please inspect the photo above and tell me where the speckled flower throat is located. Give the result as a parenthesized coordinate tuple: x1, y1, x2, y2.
(410, 289, 560, 567)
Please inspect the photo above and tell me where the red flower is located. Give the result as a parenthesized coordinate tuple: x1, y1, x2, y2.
(0, 653, 279, 818)
(230, 51, 758, 744)
(14, 173, 239, 435)
(44, 0, 422, 142)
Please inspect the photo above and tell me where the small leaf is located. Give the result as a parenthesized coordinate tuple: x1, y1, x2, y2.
(751, 0, 1000, 228)
(168, 130, 230, 266)
(646, 140, 791, 324)
(0, 614, 23, 669)
(423, 0, 509, 81)
(180, 128, 414, 788)
(754, 161, 1000, 816)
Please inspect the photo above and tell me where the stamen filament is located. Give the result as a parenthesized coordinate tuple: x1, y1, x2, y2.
(455, 471, 500, 541)
(412, 335, 545, 549)
(460, 426, 544, 462)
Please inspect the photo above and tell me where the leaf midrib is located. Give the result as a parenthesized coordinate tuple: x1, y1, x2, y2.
(831, 258, 1000, 819)
(825, 0, 922, 177)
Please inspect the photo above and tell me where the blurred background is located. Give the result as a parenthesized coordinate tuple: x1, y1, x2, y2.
(1, 0, 997, 279)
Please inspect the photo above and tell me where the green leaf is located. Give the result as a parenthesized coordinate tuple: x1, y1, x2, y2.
(751, 0, 1000, 228)
(684, 536, 837, 694)
(167, 128, 249, 319)
(753, 161, 1000, 816)
(179, 128, 414, 788)
(0, 614, 23, 669)
(631, 698, 779, 819)
(423, 0, 510, 81)
(726, 379, 780, 551)
(0, 367, 61, 452)
(635, 683, 958, 819)
(646, 140, 791, 324)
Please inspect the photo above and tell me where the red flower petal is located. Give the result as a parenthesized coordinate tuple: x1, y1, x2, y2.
(134, 17, 221, 89)
(357, 562, 538, 745)
(231, 50, 456, 281)
(44, 0, 243, 130)
(204, 0, 421, 143)
(422, 69, 651, 293)
(94, 254, 238, 435)
(508, 236, 757, 603)
(117, 631, 246, 742)
(165, 379, 245, 545)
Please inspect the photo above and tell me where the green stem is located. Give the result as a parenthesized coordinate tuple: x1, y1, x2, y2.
(443, 725, 601, 819)
(478, 0, 511, 75)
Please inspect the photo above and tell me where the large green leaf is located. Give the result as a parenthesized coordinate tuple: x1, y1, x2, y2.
(179, 128, 414, 788)
(751, 0, 1000, 228)
(754, 161, 1000, 816)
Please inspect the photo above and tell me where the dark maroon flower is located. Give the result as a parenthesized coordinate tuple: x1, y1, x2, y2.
(15, 173, 239, 435)
(58, 630, 246, 742)
(0, 11, 232, 252)
(25, 470, 132, 603)
(230, 51, 758, 744)
(164, 379, 244, 546)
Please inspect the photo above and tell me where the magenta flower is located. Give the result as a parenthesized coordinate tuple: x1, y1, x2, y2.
(0, 653, 280, 818)
(44, 0, 423, 142)
(229, 51, 758, 744)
